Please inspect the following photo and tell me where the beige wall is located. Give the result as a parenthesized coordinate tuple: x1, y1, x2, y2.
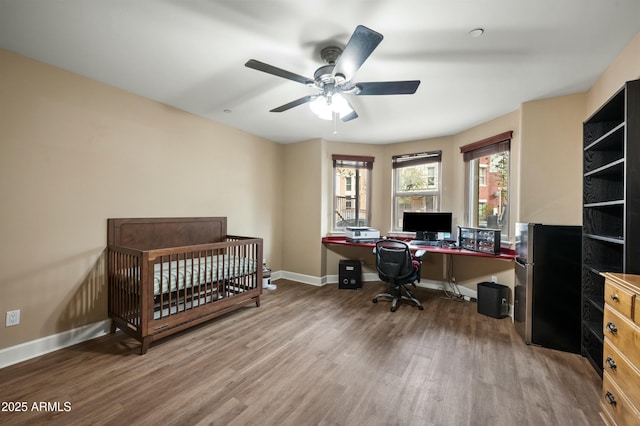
(519, 93, 585, 225)
(586, 32, 640, 116)
(0, 50, 284, 349)
(281, 139, 324, 278)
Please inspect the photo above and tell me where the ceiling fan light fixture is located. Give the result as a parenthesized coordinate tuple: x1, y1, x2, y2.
(309, 96, 333, 120)
(309, 93, 353, 120)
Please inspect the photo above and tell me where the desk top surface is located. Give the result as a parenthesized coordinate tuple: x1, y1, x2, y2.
(322, 236, 515, 260)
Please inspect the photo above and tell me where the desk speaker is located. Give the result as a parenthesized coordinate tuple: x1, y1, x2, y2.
(339, 260, 362, 289)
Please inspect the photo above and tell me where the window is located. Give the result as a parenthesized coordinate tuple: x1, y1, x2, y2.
(479, 165, 487, 186)
(461, 131, 511, 239)
(332, 155, 373, 231)
(392, 151, 442, 231)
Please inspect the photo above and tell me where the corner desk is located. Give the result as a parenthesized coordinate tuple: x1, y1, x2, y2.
(321, 236, 516, 260)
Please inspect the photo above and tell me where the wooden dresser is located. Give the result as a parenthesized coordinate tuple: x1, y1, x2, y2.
(600, 272, 640, 425)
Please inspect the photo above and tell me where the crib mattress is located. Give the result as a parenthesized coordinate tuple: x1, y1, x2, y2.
(153, 255, 257, 295)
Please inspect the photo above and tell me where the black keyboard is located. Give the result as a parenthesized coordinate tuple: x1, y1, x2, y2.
(409, 240, 441, 247)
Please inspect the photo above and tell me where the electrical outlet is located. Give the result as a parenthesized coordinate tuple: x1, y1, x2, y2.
(491, 275, 497, 283)
(6, 310, 20, 327)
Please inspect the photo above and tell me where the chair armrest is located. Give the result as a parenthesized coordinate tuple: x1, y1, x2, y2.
(414, 249, 426, 259)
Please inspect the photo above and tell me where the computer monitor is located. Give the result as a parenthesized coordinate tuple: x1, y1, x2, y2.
(402, 212, 453, 243)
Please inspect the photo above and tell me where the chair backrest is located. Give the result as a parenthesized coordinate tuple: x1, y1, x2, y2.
(375, 240, 415, 283)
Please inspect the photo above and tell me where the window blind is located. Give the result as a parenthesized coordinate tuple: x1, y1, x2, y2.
(392, 150, 442, 169)
(460, 131, 512, 162)
(332, 154, 374, 169)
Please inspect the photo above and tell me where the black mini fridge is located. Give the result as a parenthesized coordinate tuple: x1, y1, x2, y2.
(513, 223, 582, 353)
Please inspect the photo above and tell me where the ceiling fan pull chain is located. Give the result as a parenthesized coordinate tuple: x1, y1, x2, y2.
(333, 112, 338, 134)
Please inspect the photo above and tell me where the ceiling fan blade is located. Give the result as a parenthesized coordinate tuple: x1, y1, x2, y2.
(341, 97, 358, 122)
(341, 110, 359, 122)
(333, 25, 383, 82)
(270, 95, 316, 112)
(245, 59, 315, 86)
(355, 80, 421, 95)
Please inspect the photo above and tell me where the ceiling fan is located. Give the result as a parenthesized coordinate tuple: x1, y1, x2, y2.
(245, 25, 420, 122)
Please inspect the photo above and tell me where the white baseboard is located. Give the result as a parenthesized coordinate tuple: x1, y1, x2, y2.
(273, 270, 325, 286)
(0, 320, 111, 369)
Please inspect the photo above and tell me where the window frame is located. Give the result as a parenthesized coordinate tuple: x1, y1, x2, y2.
(331, 155, 374, 232)
(460, 131, 512, 241)
(391, 150, 443, 232)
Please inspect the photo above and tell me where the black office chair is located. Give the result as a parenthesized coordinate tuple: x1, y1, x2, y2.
(372, 239, 425, 312)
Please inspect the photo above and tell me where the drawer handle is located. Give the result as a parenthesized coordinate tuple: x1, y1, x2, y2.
(605, 391, 617, 407)
(610, 293, 619, 302)
(606, 321, 618, 335)
(606, 356, 617, 371)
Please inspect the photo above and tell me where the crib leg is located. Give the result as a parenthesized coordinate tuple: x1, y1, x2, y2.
(140, 338, 151, 355)
(110, 320, 117, 334)
(255, 295, 261, 307)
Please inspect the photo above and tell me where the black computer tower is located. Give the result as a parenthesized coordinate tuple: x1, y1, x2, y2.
(477, 281, 509, 319)
(339, 260, 362, 289)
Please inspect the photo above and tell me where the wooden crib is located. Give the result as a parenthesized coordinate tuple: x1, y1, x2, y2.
(107, 217, 263, 354)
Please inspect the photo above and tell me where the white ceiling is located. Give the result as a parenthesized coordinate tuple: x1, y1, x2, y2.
(1, 0, 639, 144)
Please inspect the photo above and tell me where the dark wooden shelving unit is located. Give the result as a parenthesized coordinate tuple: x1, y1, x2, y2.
(581, 79, 640, 376)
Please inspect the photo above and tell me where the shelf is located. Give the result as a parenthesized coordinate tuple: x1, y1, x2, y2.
(583, 161, 624, 205)
(583, 200, 624, 208)
(583, 203, 623, 238)
(583, 293, 604, 314)
(584, 233, 624, 244)
(583, 235, 624, 273)
(584, 125, 624, 173)
(583, 86, 624, 147)
(583, 157, 624, 177)
(582, 319, 604, 344)
(584, 122, 625, 152)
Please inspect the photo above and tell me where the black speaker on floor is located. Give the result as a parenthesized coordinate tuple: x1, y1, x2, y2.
(477, 282, 509, 318)
(339, 260, 362, 289)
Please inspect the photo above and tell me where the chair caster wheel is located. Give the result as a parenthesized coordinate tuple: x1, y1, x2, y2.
(390, 306, 397, 312)
(372, 298, 378, 303)
(418, 306, 424, 310)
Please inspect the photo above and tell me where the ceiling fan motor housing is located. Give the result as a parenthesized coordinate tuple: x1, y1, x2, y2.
(314, 64, 336, 85)
(320, 46, 342, 64)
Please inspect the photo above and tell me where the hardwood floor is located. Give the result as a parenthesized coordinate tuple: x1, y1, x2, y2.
(0, 280, 602, 426)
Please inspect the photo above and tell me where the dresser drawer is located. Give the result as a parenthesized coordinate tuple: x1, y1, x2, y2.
(605, 278, 635, 320)
(603, 305, 640, 369)
(603, 339, 640, 409)
(602, 372, 640, 426)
